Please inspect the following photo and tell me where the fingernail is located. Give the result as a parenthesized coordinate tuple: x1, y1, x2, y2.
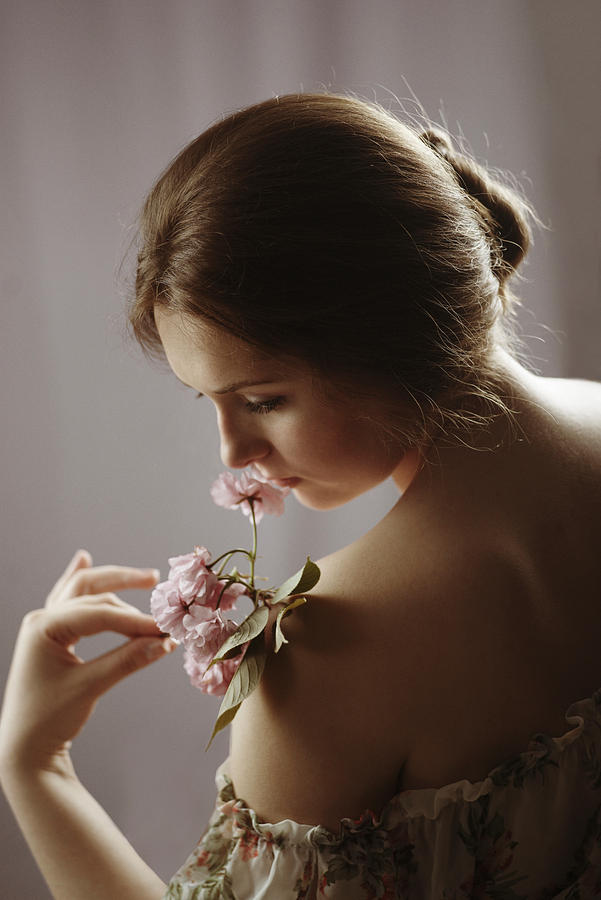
(144, 568, 161, 580)
(145, 638, 174, 660)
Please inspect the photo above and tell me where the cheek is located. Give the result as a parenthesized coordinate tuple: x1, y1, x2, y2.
(328, 420, 392, 467)
(308, 425, 396, 480)
(278, 404, 396, 479)
(292, 423, 351, 466)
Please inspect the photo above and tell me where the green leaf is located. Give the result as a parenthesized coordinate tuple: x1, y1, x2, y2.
(210, 604, 270, 663)
(205, 637, 267, 750)
(271, 557, 320, 605)
(274, 595, 307, 653)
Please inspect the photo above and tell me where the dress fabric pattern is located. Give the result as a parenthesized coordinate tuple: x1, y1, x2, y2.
(164, 690, 601, 899)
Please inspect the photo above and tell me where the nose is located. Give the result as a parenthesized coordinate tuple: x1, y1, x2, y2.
(217, 411, 270, 470)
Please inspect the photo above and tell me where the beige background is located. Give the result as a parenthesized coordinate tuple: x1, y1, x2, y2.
(1, 0, 600, 895)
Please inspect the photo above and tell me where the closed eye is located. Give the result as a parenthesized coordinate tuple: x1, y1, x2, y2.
(244, 397, 285, 414)
(194, 392, 285, 414)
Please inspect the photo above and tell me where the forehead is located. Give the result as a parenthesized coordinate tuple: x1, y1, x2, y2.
(154, 307, 301, 390)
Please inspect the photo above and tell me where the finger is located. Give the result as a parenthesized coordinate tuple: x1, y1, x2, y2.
(84, 635, 177, 694)
(44, 605, 162, 648)
(47, 591, 135, 610)
(46, 549, 93, 608)
(63, 566, 161, 601)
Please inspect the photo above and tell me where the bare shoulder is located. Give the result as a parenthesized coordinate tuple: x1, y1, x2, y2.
(227, 518, 538, 820)
(227, 500, 525, 818)
(523, 374, 601, 530)
(527, 374, 601, 456)
(228, 567, 419, 829)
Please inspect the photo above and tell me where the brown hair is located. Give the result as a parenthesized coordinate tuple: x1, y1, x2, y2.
(128, 93, 536, 451)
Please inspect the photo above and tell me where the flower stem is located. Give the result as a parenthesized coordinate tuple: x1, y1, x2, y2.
(215, 579, 231, 609)
(208, 549, 253, 570)
(248, 499, 257, 591)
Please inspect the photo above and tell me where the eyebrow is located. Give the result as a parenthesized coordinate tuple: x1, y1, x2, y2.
(179, 377, 281, 395)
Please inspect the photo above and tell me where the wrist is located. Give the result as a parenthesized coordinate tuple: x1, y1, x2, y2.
(0, 744, 77, 788)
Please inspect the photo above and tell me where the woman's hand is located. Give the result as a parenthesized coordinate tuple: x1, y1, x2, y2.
(0, 549, 175, 774)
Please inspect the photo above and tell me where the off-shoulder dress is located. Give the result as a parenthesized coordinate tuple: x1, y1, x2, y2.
(163, 688, 601, 898)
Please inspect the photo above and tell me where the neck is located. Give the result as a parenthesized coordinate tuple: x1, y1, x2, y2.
(391, 349, 542, 499)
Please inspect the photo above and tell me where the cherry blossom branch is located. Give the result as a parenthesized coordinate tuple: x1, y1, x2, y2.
(150, 468, 319, 746)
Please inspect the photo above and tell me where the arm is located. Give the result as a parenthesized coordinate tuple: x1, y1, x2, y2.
(0, 550, 175, 900)
(1, 757, 167, 900)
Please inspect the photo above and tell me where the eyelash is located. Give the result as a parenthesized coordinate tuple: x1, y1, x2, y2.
(194, 392, 285, 415)
(244, 397, 285, 415)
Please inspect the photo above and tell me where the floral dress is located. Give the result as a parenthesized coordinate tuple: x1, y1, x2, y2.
(164, 689, 601, 898)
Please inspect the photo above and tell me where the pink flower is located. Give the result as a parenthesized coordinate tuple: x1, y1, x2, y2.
(184, 610, 238, 667)
(150, 580, 189, 643)
(214, 579, 248, 612)
(210, 469, 289, 523)
(168, 546, 211, 575)
(150, 547, 248, 644)
(210, 471, 246, 509)
(167, 547, 218, 604)
(183, 647, 246, 696)
(182, 611, 249, 695)
(180, 603, 217, 649)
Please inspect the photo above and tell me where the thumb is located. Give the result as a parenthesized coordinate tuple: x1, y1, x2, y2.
(85, 635, 177, 693)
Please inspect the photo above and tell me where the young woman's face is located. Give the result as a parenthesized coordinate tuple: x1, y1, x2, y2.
(155, 309, 412, 510)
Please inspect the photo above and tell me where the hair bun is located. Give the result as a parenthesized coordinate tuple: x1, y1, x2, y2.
(419, 126, 533, 295)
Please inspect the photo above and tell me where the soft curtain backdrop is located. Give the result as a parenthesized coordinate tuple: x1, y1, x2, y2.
(1, 1, 599, 895)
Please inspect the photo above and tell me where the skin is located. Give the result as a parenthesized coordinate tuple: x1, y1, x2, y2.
(153, 307, 423, 508)
(2, 304, 601, 881)
(0, 551, 173, 899)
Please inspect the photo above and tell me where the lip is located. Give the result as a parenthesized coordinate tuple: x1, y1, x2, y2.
(268, 477, 301, 488)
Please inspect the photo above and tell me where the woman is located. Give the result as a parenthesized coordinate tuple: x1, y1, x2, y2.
(2, 93, 601, 898)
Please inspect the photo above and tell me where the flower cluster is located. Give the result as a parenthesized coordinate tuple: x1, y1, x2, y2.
(150, 547, 248, 694)
(150, 469, 289, 696)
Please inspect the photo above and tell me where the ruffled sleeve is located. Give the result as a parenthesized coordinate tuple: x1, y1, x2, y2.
(164, 689, 601, 899)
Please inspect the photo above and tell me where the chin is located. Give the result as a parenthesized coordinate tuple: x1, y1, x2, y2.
(292, 483, 371, 511)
